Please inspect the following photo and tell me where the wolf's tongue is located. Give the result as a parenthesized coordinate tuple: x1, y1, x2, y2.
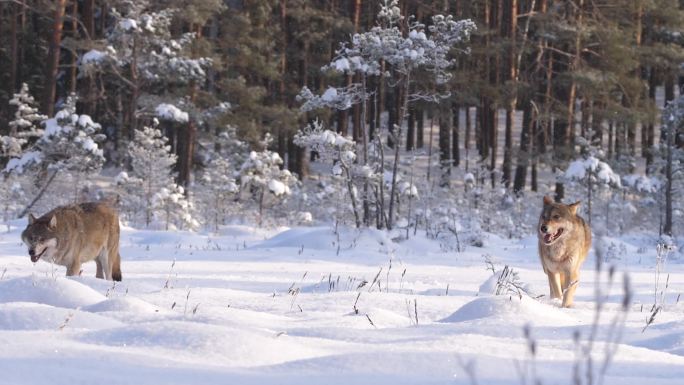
(544, 233, 553, 243)
(30, 248, 45, 263)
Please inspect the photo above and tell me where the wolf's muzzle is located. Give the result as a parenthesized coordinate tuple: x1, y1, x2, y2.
(29, 248, 44, 262)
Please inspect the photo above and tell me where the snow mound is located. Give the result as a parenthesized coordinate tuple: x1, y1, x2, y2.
(257, 226, 392, 252)
(0, 302, 122, 330)
(478, 273, 500, 295)
(207, 224, 286, 240)
(126, 228, 185, 246)
(257, 227, 339, 249)
(0, 276, 106, 308)
(632, 321, 684, 357)
(347, 307, 412, 329)
(440, 296, 569, 324)
(80, 321, 327, 367)
(396, 234, 447, 255)
(635, 332, 684, 357)
(477, 270, 532, 296)
(84, 297, 168, 315)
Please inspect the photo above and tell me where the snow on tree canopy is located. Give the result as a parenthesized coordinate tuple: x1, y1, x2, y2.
(82, 2, 212, 89)
(4, 151, 42, 174)
(398, 181, 419, 198)
(333, 57, 351, 72)
(115, 171, 129, 184)
(0, 83, 47, 160)
(323, 0, 475, 84)
(565, 156, 621, 187)
(8, 84, 46, 134)
(239, 135, 297, 202)
(5, 96, 105, 175)
(294, 120, 359, 178)
(2, 84, 45, 159)
(321, 87, 338, 102)
(81, 50, 108, 65)
(623, 174, 660, 193)
(155, 103, 189, 123)
(118, 18, 139, 32)
(297, 85, 364, 112)
(268, 179, 289, 196)
(294, 122, 356, 151)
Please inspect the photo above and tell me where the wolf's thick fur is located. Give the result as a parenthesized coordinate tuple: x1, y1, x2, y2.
(21, 202, 122, 281)
(538, 196, 591, 307)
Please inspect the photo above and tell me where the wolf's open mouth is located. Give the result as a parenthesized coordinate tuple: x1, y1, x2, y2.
(543, 228, 564, 244)
(30, 248, 46, 263)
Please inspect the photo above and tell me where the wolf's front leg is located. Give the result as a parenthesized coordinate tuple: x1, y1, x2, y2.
(67, 262, 82, 277)
(562, 269, 580, 308)
(95, 259, 104, 279)
(547, 271, 562, 300)
(97, 248, 111, 280)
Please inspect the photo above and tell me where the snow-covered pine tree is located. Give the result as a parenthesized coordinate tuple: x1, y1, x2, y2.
(197, 154, 238, 231)
(0, 179, 26, 231)
(5, 95, 105, 214)
(213, 126, 248, 166)
(1, 83, 46, 161)
(195, 129, 244, 230)
(294, 120, 364, 227)
(296, 0, 475, 229)
(81, 1, 212, 94)
(152, 184, 199, 231)
(1, 84, 42, 222)
(79, 0, 213, 173)
(117, 124, 196, 230)
(9, 83, 47, 140)
(238, 134, 298, 226)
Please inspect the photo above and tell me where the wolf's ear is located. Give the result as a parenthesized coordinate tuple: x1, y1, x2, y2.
(28, 213, 36, 225)
(569, 201, 581, 215)
(48, 215, 57, 229)
(543, 196, 553, 206)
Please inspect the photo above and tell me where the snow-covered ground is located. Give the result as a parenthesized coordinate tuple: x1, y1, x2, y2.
(0, 221, 683, 385)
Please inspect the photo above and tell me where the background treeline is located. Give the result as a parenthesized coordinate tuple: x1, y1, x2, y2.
(1, 0, 683, 236)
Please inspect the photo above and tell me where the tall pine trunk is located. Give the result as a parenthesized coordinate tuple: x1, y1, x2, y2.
(452, 104, 460, 167)
(513, 101, 532, 194)
(438, 100, 452, 186)
(465, 105, 471, 171)
(9, 2, 18, 98)
(416, 107, 424, 148)
(83, 0, 97, 116)
(351, 0, 362, 142)
(43, 0, 68, 117)
(68, 0, 79, 94)
(644, 69, 656, 170)
(502, 0, 518, 188)
(406, 106, 415, 150)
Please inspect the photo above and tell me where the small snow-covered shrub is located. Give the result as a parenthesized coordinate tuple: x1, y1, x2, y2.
(294, 120, 367, 228)
(195, 144, 240, 230)
(564, 155, 622, 228)
(238, 134, 298, 226)
(117, 125, 195, 230)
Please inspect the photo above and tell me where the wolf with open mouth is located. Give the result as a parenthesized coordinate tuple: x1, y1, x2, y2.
(21, 202, 122, 281)
(538, 196, 591, 307)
